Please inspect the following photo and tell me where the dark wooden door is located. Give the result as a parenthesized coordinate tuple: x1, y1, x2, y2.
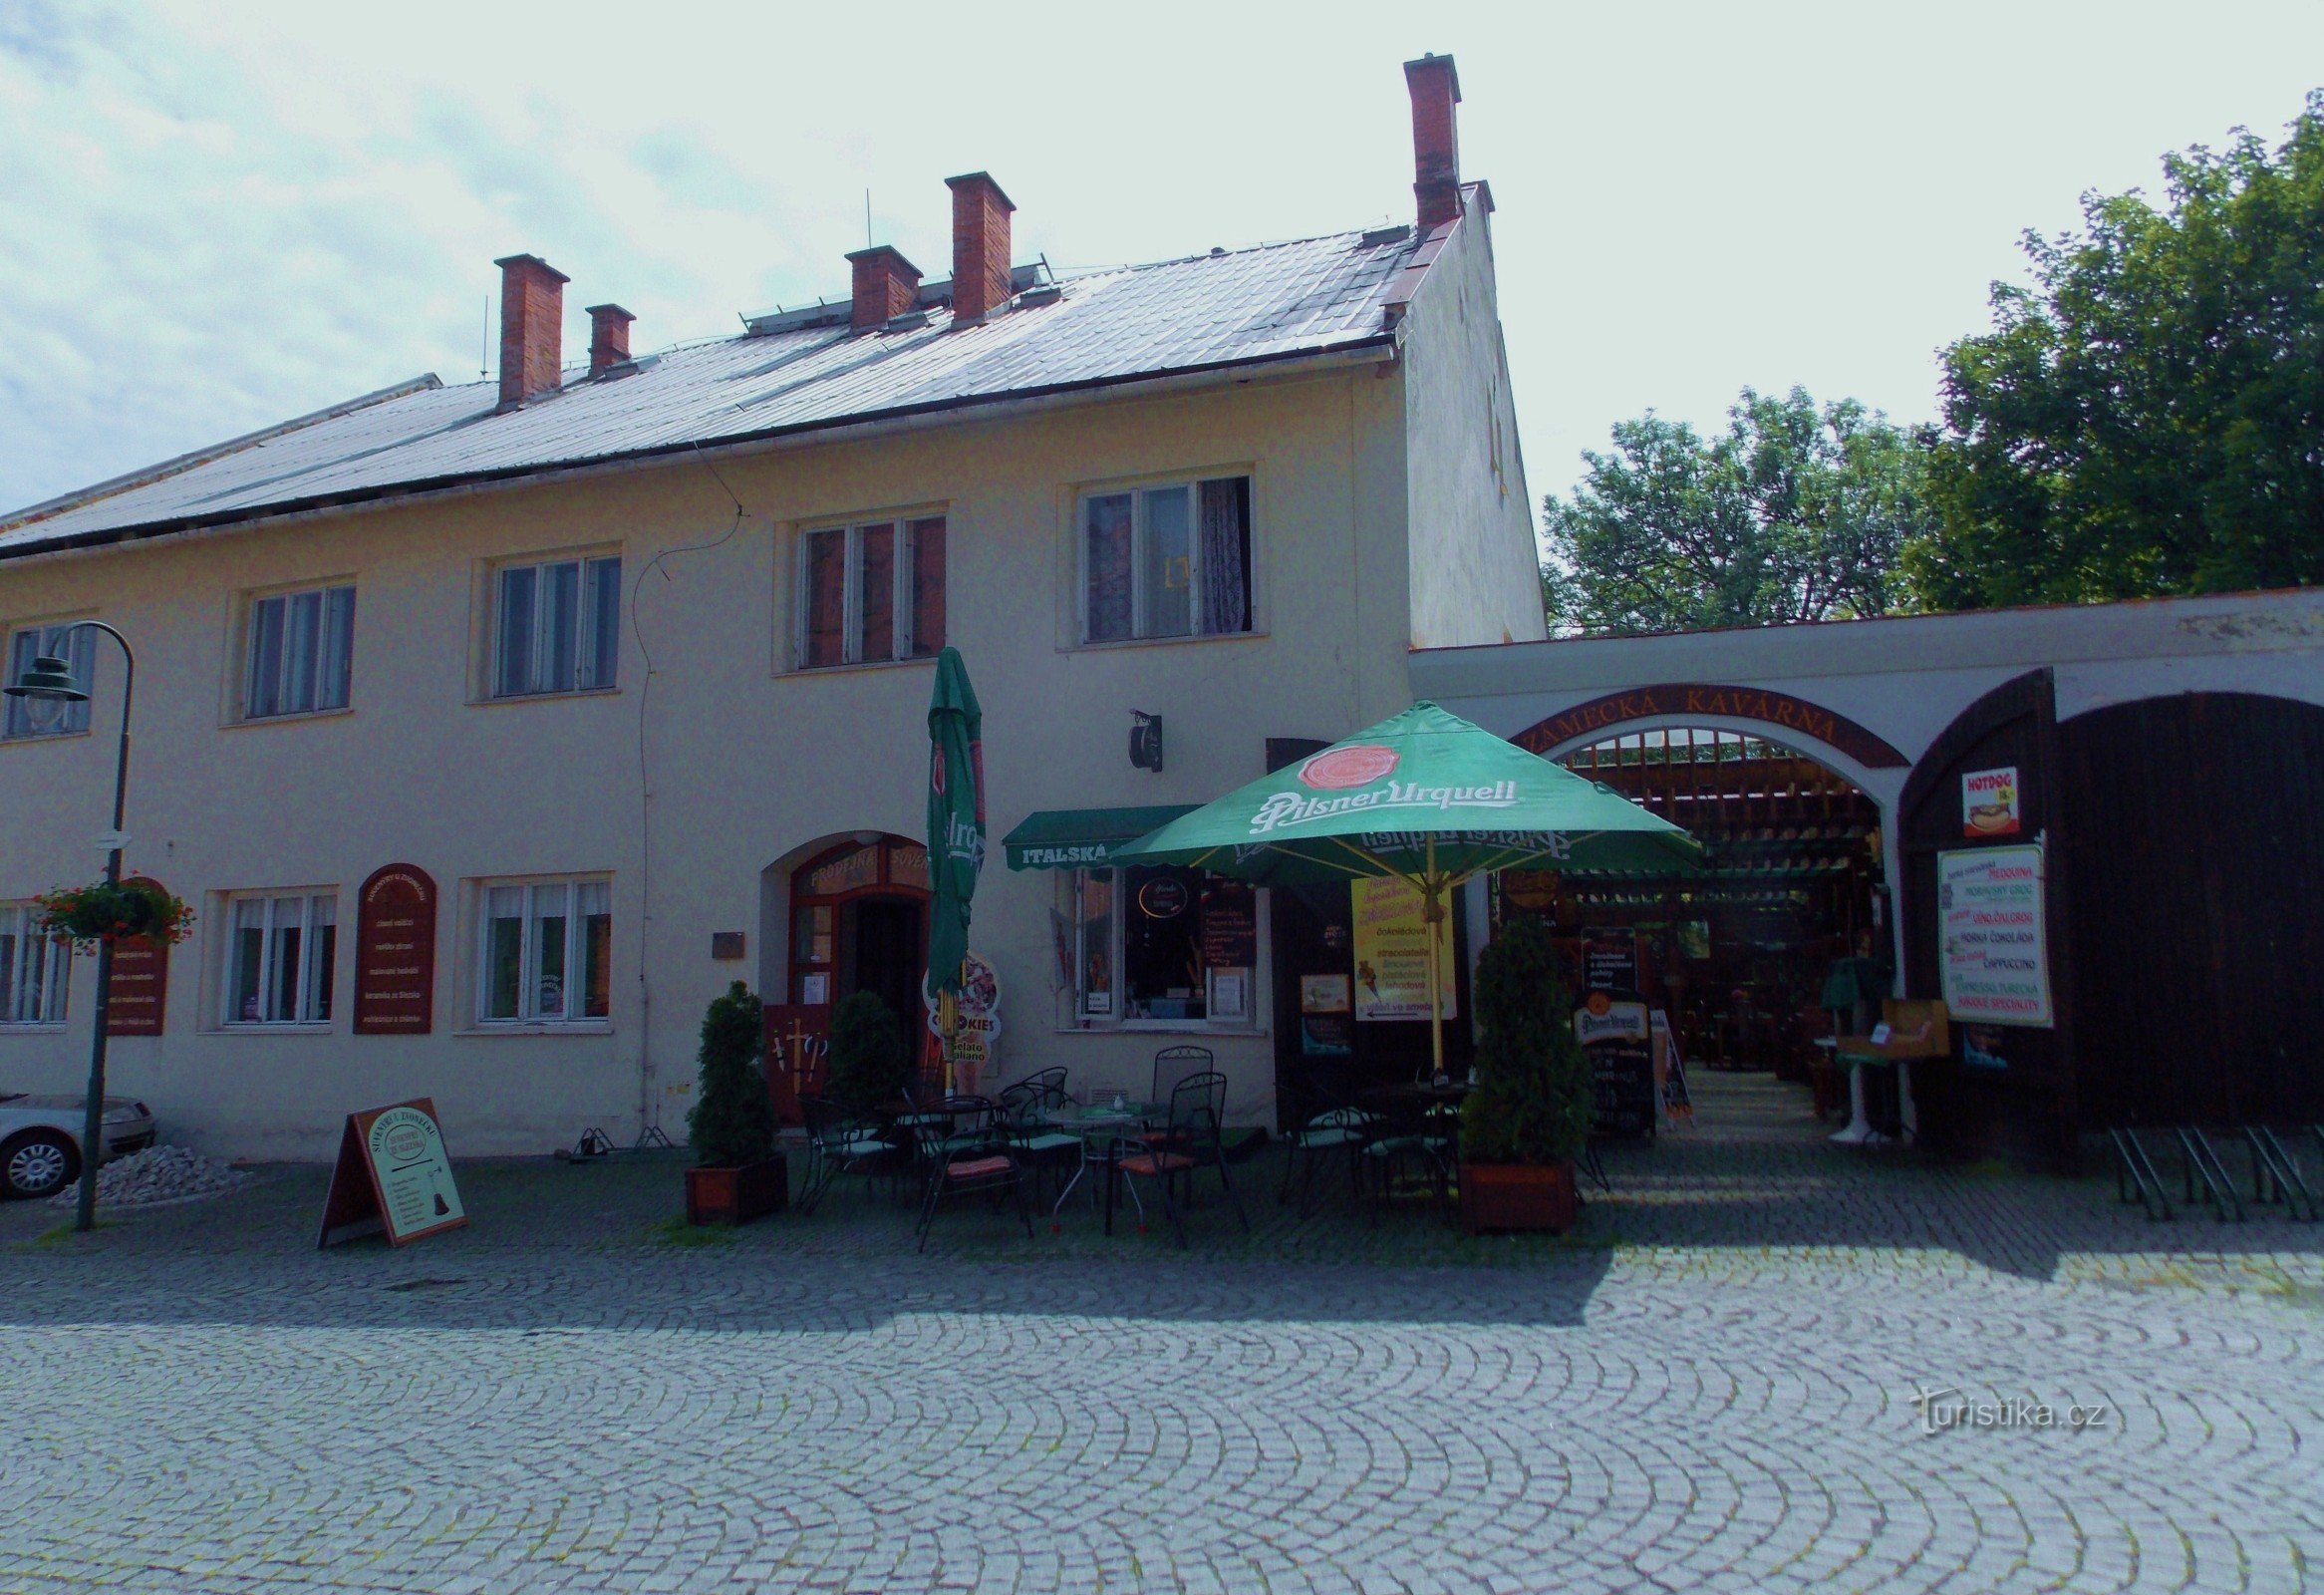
(1896, 669, 2079, 1163)
(852, 897, 927, 1045)
(2059, 692, 2324, 1127)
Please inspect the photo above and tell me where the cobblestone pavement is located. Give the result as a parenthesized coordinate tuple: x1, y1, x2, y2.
(3, 1073, 2319, 1594)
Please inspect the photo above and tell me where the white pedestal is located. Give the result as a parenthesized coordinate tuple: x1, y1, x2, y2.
(1829, 1060, 1888, 1145)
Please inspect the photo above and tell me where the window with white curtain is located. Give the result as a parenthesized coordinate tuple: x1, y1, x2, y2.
(3, 622, 97, 739)
(245, 584, 356, 719)
(798, 516, 947, 668)
(492, 555, 621, 697)
(0, 902, 67, 1026)
(223, 892, 337, 1026)
(478, 876, 612, 1025)
(1079, 476, 1252, 644)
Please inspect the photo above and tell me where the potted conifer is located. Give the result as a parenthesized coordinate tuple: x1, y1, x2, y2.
(1458, 917, 1594, 1232)
(822, 992, 915, 1115)
(685, 981, 787, 1225)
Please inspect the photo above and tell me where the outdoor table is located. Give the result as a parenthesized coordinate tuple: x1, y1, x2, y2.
(1357, 1080, 1476, 1112)
(1043, 1100, 1162, 1218)
(1356, 1081, 1470, 1205)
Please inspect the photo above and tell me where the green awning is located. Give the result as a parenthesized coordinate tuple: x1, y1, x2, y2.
(1004, 805, 1198, 871)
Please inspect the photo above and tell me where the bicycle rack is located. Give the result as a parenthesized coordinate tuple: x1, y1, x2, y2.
(2176, 1126, 2244, 1221)
(2110, 1128, 2172, 1220)
(2245, 1126, 2320, 1221)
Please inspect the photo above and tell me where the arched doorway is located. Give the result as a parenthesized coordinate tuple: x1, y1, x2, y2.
(781, 834, 931, 1043)
(1495, 726, 1889, 1113)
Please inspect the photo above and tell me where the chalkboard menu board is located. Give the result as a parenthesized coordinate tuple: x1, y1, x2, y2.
(105, 875, 171, 1037)
(354, 863, 437, 1035)
(1200, 881, 1258, 969)
(1585, 929, 1637, 993)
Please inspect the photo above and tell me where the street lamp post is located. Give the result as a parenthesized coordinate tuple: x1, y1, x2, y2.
(5, 622, 136, 1233)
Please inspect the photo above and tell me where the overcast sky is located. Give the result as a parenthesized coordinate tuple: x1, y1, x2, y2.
(5, 1, 2321, 524)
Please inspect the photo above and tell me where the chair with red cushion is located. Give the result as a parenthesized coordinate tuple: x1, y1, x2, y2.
(912, 1097, 1030, 1252)
(1106, 1071, 1248, 1245)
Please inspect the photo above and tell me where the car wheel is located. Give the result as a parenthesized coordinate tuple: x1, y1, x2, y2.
(2, 1130, 79, 1200)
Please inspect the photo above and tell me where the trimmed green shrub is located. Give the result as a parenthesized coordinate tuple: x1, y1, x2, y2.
(1459, 917, 1594, 1166)
(824, 991, 913, 1113)
(687, 981, 775, 1167)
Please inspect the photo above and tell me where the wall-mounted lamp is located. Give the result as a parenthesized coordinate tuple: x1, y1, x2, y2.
(1128, 711, 1164, 773)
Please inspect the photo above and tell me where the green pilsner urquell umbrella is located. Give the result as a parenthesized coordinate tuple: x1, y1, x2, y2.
(925, 646, 986, 1086)
(1113, 701, 1700, 1079)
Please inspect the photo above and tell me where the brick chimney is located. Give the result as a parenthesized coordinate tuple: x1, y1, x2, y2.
(847, 245, 923, 331)
(586, 303, 634, 375)
(945, 171, 1016, 324)
(1403, 54, 1462, 232)
(494, 253, 569, 407)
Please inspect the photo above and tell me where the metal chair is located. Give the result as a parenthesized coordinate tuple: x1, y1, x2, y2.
(1152, 1046, 1215, 1110)
(1014, 1065, 1068, 1098)
(1109, 1071, 1248, 1243)
(1358, 1091, 1457, 1223)
(997, 1080, 1081, 1213)
(913, 1096, 1030, 1251)
(1277, 1068, 1377, 1214)
(796, 1095, 899, 1215)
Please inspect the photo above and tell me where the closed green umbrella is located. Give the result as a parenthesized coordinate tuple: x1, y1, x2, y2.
(925, 647, 985, 1085)
(1114, 701, 1698, 1077)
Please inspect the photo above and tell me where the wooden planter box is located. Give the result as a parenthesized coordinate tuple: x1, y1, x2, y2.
(1459, 1159, 1578, 1234)
(686, 1153, 789, 1226)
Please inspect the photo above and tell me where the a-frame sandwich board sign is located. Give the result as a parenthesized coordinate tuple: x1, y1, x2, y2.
(318, 1098, 467, 1248)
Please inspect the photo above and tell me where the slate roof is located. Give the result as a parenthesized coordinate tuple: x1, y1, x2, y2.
(0, 225, 1419, 559)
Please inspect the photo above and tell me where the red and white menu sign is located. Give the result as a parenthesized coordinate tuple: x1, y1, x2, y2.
(353, 863, 437, 1035)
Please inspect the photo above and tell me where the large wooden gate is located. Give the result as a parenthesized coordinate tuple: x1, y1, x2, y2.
(2059, 692, 2324, 1127)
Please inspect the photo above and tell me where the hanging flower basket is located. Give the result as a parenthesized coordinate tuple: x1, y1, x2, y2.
(35, 879, 195, 949)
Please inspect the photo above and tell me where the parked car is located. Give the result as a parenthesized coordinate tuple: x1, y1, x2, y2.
(0, 1094, 157, 1199)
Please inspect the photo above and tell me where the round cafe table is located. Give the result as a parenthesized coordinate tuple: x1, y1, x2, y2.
(1042, 1100, 1162, 1219)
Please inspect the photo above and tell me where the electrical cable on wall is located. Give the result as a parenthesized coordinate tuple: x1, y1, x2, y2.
(629, 440, 748, 1145)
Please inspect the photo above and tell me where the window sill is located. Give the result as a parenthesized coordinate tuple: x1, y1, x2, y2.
(0, 1022, 67, 1033)
(455, 1023, 615, 1038)
(466, 687, 622, 709)
(0, 728, 93, 749)
(226, 706, 354, 731)
(1055, 1023, 1265, 1038)
(1065, 630, 1267, 654)
(209, 1024, 334, 1036)
(782, 655, 941, 679)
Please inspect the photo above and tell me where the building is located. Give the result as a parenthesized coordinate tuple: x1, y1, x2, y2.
(1415, 588, 2324, 1162)
(0, 56, 1544, 1158)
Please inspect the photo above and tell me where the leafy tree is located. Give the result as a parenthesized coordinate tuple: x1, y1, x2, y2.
(1913, 93, 2324, 605)
(687, 981, 775, 1168)
(1542, 387, 1930, 635)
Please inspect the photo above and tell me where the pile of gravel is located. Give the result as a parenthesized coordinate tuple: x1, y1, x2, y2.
(49, 1143, 253, 1209)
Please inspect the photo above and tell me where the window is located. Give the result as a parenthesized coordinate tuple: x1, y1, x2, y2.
(223, 892, 337, 1026)
(493, 555, 621, 697)
(1072, 866, 1257, 1027)
(800, 516, 946, 668)
(0, 903, 67, 1026)
(479, 876, 612, 1025)
(245, 584, 355, 719)
(3, 623, 97, 739)
(1080, 476, 1251, 643)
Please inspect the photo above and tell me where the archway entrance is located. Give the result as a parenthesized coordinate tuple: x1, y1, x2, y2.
(1493, 727, 1889, 1119)
(786, 835, 931, 1045)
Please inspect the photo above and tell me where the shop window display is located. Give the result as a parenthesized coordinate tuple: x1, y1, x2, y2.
(1071, 865, 1256, 1028)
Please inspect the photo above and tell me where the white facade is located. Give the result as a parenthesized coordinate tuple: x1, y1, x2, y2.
(0, 181, 1540, 1158)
